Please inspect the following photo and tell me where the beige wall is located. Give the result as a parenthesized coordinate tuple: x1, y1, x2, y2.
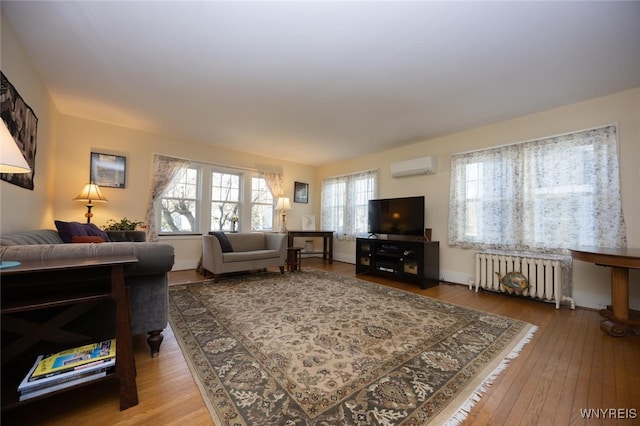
(1, 11, 58, 231)
(317, 87, 640, 310)
(54, 115, 317, 270)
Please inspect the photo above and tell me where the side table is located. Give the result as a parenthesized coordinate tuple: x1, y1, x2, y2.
(1, 255, 139, 410)
(287, 230, 334, 264)
(570, 247, 640, 337)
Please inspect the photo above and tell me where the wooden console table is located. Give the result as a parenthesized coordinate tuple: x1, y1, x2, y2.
(570, 247, 640, 337)
(1, 255, 139, 410)
(287, 230, 334, 264)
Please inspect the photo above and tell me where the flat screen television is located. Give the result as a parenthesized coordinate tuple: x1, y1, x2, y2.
(368, 196, 425, 236)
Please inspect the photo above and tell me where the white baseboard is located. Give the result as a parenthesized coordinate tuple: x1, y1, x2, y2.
(172, 258, 200, 271)
(330, 253, 472, 287)
(174, 255, 473, 290)
(440, 269, 473, 286)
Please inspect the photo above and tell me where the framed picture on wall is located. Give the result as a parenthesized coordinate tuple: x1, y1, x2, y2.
(90, 152, 126, 188)
(294, 181, 308, 203)
(1, 72, 38, 190)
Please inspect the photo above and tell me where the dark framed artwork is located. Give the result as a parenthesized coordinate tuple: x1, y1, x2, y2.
(294, 181, 308, 203)
(1, 71, 38, 190)
(90, 152, 126, 188)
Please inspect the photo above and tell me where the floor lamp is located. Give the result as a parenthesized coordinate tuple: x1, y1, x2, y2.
(275, 197, 291, 233)
(1, 120, 31, 268)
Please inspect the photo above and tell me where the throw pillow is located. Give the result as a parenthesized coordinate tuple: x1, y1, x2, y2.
(54, 220, 111, 243)
(71, 236, 106, 243)
(209, 231, 233, 253)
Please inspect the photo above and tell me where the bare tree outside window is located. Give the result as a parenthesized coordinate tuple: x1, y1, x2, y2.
(160, 167, 198, 233)
(158, 165, 274, 235)
(251, 177, 274, 230)
(211, 172, 240, 231)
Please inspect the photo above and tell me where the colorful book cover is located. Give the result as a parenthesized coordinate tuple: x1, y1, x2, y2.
(18, 356, 115, 392)
(30, 339, 115, 379)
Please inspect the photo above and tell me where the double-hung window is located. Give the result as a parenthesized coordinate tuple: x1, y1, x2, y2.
(251, 177, 274, 231)
(210, 172, 240, 232)
(158, 162, 274, 235)
(160, 166, 199, 233)
(448, 125, 626, 253)
(321, 169, 377, 240)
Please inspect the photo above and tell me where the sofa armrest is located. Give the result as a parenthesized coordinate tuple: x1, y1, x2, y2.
(202, 235, 225, 273)
(265, 233, 287, 262)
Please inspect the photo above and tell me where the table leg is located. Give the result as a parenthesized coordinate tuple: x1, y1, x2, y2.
(610, 266, 629, 320)
(599, 266, 631, 337)
(323, 237, 328, 262)
(111, 264, 139, 410)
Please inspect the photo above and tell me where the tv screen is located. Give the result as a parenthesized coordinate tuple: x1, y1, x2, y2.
(368, 196, 425, 236)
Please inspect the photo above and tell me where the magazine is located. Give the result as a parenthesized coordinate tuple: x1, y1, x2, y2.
(18, 355, 115, 393)
(30, 339, 115, 379)
(19, 370, 109, 401)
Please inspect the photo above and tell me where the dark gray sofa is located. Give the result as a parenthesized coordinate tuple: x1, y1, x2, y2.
(0, 229, 175, 357)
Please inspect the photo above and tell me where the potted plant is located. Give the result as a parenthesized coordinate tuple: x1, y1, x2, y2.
(102, 217, 147, 242)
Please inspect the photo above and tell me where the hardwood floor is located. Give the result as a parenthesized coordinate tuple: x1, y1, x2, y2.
(3, 259, 638, 425)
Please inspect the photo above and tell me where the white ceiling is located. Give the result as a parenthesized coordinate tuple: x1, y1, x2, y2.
(3, 1, 640, 166)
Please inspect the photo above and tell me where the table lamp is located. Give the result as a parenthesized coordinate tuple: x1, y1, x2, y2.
(1, 120, 31, 268)
(275, 197, 291, 233)
(74, 183, 108, 223)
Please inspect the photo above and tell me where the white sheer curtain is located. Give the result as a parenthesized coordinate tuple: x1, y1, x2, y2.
(145, 154, 190, 241)
(260, 171, 285, 198)
(321, 169, 377, 240)
(448, 125, 627, 253)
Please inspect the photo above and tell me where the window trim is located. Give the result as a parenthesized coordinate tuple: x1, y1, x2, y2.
(157, 161, 275, 235)
(447, 125, 626, 253)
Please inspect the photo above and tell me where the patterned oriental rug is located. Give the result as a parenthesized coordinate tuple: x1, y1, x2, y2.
(168, 269, 537, 425)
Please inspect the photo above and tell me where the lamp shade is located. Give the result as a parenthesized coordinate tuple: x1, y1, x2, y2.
(74, 183, 109, 203)
(275, 197, 291, 211)
(0, 119, 31, 173)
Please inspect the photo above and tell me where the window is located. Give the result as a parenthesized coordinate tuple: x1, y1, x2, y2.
(251, 177, 274, 231)
(158, 163, 274, 235)
(321, 169, 377, 240)
(160, 167, 199, 233)
(448, 125, 626, 253)
(210, 172, 240, 232)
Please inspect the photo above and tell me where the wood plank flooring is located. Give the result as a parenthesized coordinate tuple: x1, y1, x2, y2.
(2, 259, 638, 425)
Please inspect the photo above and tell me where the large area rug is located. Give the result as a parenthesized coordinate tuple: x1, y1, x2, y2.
(168, 269, 536, 425)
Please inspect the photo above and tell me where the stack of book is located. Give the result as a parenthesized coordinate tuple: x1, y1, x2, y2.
(18, 339, 116, 401)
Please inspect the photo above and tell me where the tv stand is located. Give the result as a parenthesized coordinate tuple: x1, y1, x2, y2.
(355, 237, 439, 289)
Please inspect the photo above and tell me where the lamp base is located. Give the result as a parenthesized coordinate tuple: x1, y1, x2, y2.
(0, 260, 21, 269)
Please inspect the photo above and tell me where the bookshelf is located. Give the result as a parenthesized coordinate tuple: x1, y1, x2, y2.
(0, 256, 139, 411)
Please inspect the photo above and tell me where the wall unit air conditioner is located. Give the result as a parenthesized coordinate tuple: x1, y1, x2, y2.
(390, 156, 437, 177)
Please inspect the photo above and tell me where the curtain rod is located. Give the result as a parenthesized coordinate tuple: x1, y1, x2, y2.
(323, 168, 378, 180)
(153, 152, 266, 173)
(453, 123, 617, 156)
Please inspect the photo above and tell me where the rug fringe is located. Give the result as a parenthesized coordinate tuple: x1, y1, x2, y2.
(442, 324, 538, 426)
